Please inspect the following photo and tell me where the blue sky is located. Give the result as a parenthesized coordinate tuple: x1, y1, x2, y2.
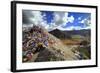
(66, 12, 90, 27)
(41, 11, 54, 24)
(41, 11, 91, 30)
(23, 10, 91, 31)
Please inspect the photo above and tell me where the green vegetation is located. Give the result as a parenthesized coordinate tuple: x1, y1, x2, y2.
(71, 35, 84, 40)
(48, 55, 64, 61)
(78, 47, 90, 59)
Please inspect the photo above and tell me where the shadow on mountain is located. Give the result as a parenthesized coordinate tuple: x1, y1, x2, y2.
(49, 29, 71, 39)
(49, 29, 91, 39)
(34, 47, 64, 62)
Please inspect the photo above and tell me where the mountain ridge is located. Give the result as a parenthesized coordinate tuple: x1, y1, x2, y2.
(49, 28, 91, 39)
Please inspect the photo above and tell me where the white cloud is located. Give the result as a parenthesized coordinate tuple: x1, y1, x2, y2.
(66, 26, 81, 30)
(57, 25, 90, 31)
(23, 11, 50, 30)
(53, 12, 75, 25)
(22, 24, 33, 31)
(67, 16, 74, 23)
(79, 18, 87, 24)
(78, 17, 82, 20)
(23, 11, 75, 31)
(57, 26, 80, 30)
(82, 26, 90, 29)
(48, 12, 75, 31)
(23, 24, 33, 28)
(23, 11, 43, 26)
(79, 17, 91, 27)
(53, 12, 65, 26)
(54, 13, 61, 22)
(30, 11, 43, 25)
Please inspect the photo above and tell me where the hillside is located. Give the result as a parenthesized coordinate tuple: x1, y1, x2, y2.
(22, 26, 79, 62)
(49, 29, 71, 39)
(49, 29, 91, 39)
(49, 28, 91, 59)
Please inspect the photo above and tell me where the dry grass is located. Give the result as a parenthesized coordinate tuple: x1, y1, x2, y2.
(61, 39, 82, 45)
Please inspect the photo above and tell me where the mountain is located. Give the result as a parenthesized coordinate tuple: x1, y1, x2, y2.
(23, 26, 78, 62)
(49, 29, 71, 39)
(63, 29, 91, 37)
(49, 29, 91, 39)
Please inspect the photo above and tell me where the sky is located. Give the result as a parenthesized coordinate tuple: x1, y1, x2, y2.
(23, 10, 91, 31)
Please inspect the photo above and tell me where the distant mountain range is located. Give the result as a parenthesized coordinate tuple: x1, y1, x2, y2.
(49, 29, 91, 39)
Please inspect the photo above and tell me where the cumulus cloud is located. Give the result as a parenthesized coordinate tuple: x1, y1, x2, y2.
(53, 12, 65, 26)
(57, 26, 80, 30)
(23, 10, 41, 25)
(79, 17, 91, 27)
(67, 16, 74, 23)
(79, 18, 87, 24)
(29, 11, 43, 25)
(78, 17, 82, 20)
(48, 12, 75, 31)
(23, 10, 81, 31)
(23, 10, 49, 30)
(53, 12, 74, 25)
(57, 25, 90, 31)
